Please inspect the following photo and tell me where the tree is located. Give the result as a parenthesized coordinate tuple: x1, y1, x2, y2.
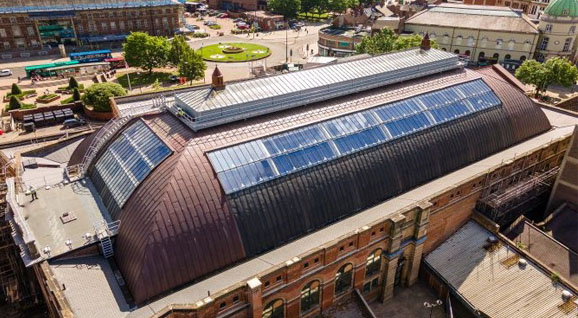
(178, 49, 207, 85)
(268, 0, 301, 20)
(82, 83, 127, 112)
(169, 35, 190, 67)
(393, 34, 439, 51)
(301, 0, 316, 17)
(72, 88, 81, 101)
(355, 28, 397, 55)
(68, 76, 79, 89)
(328, 0, 349, 13)
(11, 83, 22, 96)
(515, 57, 578, 96)
(123, 32, 171, 74)
(356, 30, 439, 55)
(8, 95, 22, 110)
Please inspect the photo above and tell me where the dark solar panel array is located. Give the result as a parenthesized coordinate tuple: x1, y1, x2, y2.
(208, 79, 501, 194)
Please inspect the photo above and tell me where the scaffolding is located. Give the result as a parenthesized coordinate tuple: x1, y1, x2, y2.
(476, 166, 559, 226)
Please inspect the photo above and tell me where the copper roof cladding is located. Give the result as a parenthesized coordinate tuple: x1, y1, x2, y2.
(76, 67, 553, 304)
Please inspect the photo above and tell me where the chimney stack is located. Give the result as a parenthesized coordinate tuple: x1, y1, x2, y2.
(420, 33, 431, 52)
(211, 66, 225, 91)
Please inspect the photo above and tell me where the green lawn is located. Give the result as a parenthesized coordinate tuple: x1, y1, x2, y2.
(116, 71, 176, 89)
(5, 103, 35, 111)
(198, 43, 271, 62)
(298, 12, 330, 20)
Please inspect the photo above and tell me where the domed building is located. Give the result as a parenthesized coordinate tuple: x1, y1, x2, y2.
(535, 0, 578, 61)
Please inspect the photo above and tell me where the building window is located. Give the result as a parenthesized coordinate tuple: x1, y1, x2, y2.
(11, 26, 22, 37)
(505, 54, 511, 60)
(101, 22, 108, 32)
(563, 38, 572, 52)
(480, 37, 488, 47)
(77, 24, 83, 34)
(27, 26, 34, 36)
(0, 29, 6, 38)
(143, 20, 148, 28)
(366, 249, 382, 278)
(455, 35, 463, 45)
(300, 281, 320, 313)
(465, 50, 471, 56)
(520, 55, 527, 62)
(429, 33, 436, 40)
(523, 40, 532, 51)
(570, 26, 576, 34)
(110, 22, 116, 31)
(443, 34, 449, 44)
(335, 264, 353, 295)
(562, 9, 568, 15)
(493, 53, 500, 60)
(3, 41, 9, 49)
(262, 299, 284, 318)
(467, 36, 474, 46)
(9, 17, 16, 24)
(508, 40, 515, 50)
(496, 39, 503, 49)
(15, 38, 25, 48)
(109, 12, 114, 18)
(539, 37, 549, 50)
(99, 12, 105, 18)
(120, 21, 125, 30)
(545, 24, 552, 32)
(31, 39, 38, 47)
(454, 49, 460, 54)
(479, 51, 485, 59)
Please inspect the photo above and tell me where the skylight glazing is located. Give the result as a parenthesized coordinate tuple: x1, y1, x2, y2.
(208, 79, 501, 194)
(91, 120, 172, 214)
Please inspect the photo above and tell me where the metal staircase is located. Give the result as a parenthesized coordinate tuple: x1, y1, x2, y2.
(94, 220, 120, 259)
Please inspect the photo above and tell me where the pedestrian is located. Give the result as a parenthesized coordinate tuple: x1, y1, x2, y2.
(29, 186, 38, 201)
(17, 76, 20, 83)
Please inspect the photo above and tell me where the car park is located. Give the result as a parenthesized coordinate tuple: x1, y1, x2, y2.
(0, 69, 12, 77)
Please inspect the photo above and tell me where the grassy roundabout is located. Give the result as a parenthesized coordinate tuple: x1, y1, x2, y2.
(198, 43, 271, 62)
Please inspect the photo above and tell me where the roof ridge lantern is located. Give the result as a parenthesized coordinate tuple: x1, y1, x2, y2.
(420, 33, 431, 52)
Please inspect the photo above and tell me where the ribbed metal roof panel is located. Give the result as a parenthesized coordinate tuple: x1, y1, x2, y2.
(425, 221, 575, 318)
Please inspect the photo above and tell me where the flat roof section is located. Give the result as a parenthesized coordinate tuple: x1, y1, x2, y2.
(13, 177, 112, 260)
(426, 221, 576, 318)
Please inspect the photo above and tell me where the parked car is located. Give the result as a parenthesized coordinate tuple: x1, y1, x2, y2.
(217, 13, 228, 18)
(233, 18, 244, 22)
(206, 21, 217, 26)
(62, 118, 87, 129)
(0, 69, 12, 77)
(237, 24, 250, 30)
(168, 75, 178, 82)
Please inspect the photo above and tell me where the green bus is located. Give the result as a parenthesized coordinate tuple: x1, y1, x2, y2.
(25, 61, 80, 77)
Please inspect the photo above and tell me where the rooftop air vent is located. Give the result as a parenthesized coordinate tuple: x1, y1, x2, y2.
(487, 236, 498, 244)
(562, 290, 572, 301)
(518, 258, 527, 268)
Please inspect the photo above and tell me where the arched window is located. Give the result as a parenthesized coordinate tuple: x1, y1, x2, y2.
(520, 55, 527, 62)
(467, 36, 475, 46)
(479, 51, 485, 59)
(441, 48, 447, 51)
(263, 299, 284, 318)
(523, 40, 532, 51)
(300, 281, 320, 313)
(465, 50, 471, 56)
(508, 40, 515, 50)
(496, 39, 503, 49)
(480, 37, 488, 48)
(365, 249, 382, 278)
(505, 54, 511, 60)
(334, 263, 353, 295)
(443, 34, 450, 44)
(430, 33, 436, 40)
(454, 49, 460, 54)
(493, 53, 500, 60)
(545, 24, 552, 32)
(570, 26, 576, 34)
(456, 35, 463, 45)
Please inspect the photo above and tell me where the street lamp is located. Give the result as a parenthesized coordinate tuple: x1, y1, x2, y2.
(424, 300, 443, 318)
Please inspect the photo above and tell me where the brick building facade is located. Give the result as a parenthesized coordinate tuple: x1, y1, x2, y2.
(34, 118, 572, 318)
(0, 0, 183, 58)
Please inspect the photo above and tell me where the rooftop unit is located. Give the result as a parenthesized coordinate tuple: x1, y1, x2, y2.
(172, 48, 461, 131)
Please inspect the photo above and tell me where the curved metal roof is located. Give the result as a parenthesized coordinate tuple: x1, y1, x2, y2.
(544, 0, 578, 17)
(73, 67, 550, 304)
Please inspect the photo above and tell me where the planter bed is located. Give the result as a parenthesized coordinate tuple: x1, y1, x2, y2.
(36, 94, 60, 104)
(3, 90, 37, 102)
